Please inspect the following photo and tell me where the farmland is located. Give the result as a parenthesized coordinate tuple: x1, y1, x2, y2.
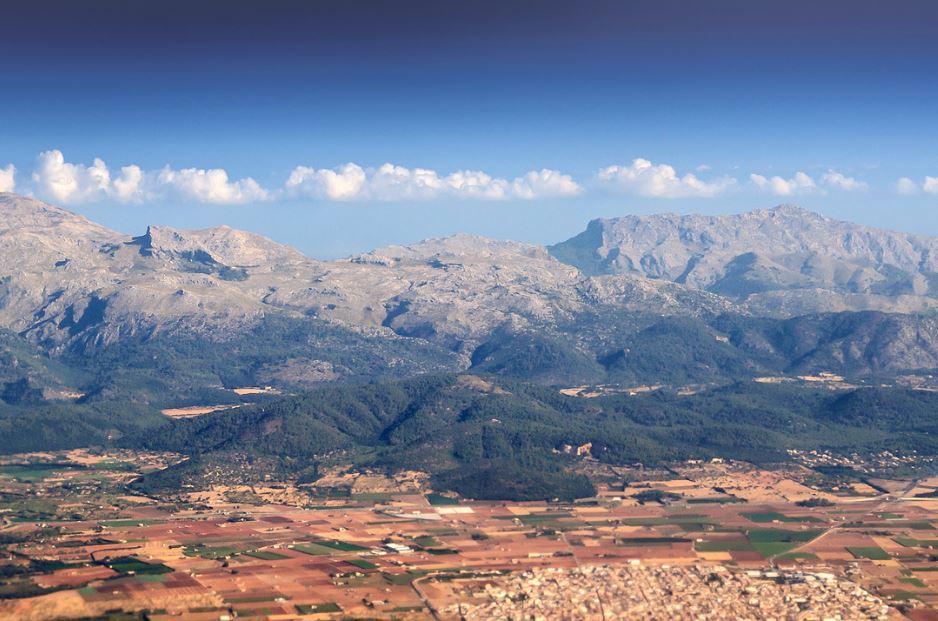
(2, 451, 938, 619)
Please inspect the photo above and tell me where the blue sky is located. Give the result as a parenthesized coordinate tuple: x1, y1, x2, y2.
(2, 0, 938, 257)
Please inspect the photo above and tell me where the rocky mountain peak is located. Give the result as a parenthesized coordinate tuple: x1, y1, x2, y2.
(0, 193, 118, 240)
(763, 203, 820, 217)
(133, 223, 307, 267)
(549, 205, 938, 315)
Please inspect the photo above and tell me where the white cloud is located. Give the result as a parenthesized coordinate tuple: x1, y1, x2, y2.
(511, 169, 580, 199)
(285, 163, 579, 201)
(156, 166, 269, 204)
(750, 171, 817, 196)
(29, 150, 268, 205)
(751, 169, 868, 195)
(896, 177, 920, 195)
(442, 170, 508, 200)
(895, 176, 938, 195)
(0, 164, 15, 193)
(286, 163, 367, 200)
(821, 169, 868, 192)
(111, 165, 146, 202)
(369, 163, 448, 200)
(33, 150, 111, 203)
(596, 158, 735, 198)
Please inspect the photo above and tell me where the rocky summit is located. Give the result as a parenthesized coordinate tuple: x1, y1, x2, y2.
(549, 204, 938, 315)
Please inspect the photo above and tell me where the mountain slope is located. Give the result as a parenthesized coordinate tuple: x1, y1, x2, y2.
(7, 194, 938, 392)
(125, 373, 938, 500)
(549, 205, 938, 315)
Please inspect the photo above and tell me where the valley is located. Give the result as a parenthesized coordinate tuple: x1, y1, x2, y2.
(4, 195, 938, 618)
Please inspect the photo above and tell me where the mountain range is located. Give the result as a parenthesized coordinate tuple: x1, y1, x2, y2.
(4, 192, 938, 400)
(7, 192, 938, 497)
(0, 193, 732, 352)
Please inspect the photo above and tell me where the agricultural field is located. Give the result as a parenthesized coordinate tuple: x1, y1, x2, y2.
(1, 452, 938, 620)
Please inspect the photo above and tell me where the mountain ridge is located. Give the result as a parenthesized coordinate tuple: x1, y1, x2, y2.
(4, 192, 938, 386)
(549, 204, 938, 315)
(0, 192, 731, 351)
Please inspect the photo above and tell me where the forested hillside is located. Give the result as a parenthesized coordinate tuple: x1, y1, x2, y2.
(122, 375, 938, 501)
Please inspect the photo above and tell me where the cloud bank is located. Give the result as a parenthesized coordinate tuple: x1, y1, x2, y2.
(30, 150, 269, 205)
(750, 171, 817, 196)
(596, 158, 735, 197)
(285, 163, 580, 201)
(5, 150, 919, 206)
(897, 176, 938, 195)
(821, 169, 868, 192)
(750, 169, 868, 196)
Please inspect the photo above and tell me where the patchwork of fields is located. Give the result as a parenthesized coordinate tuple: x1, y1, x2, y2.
(2, 451, 938, 619)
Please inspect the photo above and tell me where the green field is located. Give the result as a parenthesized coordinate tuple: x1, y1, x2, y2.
(296, 603, 341, 614)
(845, 520, 935, 530)
(426, 493, 460, 506)
(292, 543, 336, 556)
(346, 558, 378, 570)
(747, 528, 824, 543)
(183, 545, 241, 559)
(694, 528, 823, 556)
(311, 539, 369, 552)
(0, 464, 76, 482)
(750, 541, 798, 557)
(383, 570, 431, 585)
(899, 577, 927, 588)
(244, 549, 290, 560)
(104, 557, 173, 575)
(895, 537, 938, 548)
(695, 539, 754, 552)
(351, 492, 394, 502)
(847, 546, 891, 560)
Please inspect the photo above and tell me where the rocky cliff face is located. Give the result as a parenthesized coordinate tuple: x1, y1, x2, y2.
(549, 205, 938, 315)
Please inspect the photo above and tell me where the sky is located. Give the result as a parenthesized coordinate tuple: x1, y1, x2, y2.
(2, 0, 938, 257)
